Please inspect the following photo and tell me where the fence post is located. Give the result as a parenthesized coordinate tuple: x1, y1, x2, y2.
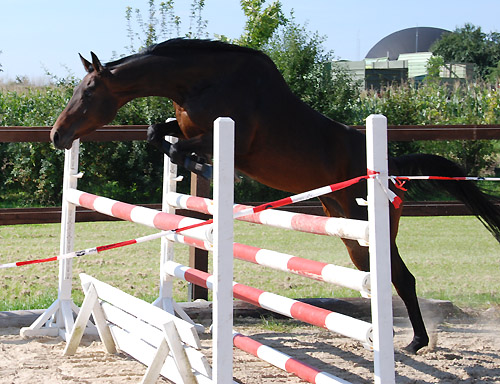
(366, 114, 396, 384)
(212, 117, 234, 383)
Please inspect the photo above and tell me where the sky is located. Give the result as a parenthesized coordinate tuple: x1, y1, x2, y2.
(0, 0, 499, 82)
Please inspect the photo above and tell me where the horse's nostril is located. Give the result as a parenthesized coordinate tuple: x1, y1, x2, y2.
(51, 131, 60, 146)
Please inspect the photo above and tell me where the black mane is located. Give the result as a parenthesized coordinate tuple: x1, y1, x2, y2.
(106, 38, 268, 69)
(147, 38, 261, 56)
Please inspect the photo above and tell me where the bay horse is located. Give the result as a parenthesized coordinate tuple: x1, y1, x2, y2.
(51, 38, 500, 353)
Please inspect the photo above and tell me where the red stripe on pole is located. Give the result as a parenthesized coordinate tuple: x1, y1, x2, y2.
(233, 283, 264, 307)
(186, 196, 211, 213)
(184, 267, 211, 289)
(96, 239, 137, 252)
(181, 236, 208, 249)
(330, 175, 369, 193)
(290, 214, 329, 236)
(174, 219, 213, 233)
(17, 256, 58, 266)
(233, 333, 261, 356)
(111, 202, 135, 221)
(79, 192, 98, 209)
(286, 257, 327, 280)
(285, 358, 321, 384)
(153, 212, 184, 231)
(233, 243, 259, 264)
(289, 302, 328, 329)
(252, 197, 294, 213)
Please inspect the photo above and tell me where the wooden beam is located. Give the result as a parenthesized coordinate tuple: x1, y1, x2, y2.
(2, 124, 500, 143)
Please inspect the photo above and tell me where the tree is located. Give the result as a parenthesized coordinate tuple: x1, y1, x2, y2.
(263, 16, 360, 123)
(431, 23, 500, 80)
(237, 0, 287, 49)
(125, 0, 207, 54)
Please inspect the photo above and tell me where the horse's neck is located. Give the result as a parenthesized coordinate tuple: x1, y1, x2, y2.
(111, 56, 194, 105)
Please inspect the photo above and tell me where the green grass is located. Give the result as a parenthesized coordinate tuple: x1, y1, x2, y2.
(0, 216, 499, 311)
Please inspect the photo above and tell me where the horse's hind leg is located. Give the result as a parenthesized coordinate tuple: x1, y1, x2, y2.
(390, 243, 429, 353)
(342, 238, 429, 353)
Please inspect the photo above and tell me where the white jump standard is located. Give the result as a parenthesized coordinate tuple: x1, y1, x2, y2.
(23, 115, 395, 383)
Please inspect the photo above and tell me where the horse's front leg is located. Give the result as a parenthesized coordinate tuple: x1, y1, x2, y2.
(147, 119, 185, 153)
(168, 132, 214, 180)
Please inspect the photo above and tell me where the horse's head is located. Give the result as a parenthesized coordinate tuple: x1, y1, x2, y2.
(50, 53, 120, 149)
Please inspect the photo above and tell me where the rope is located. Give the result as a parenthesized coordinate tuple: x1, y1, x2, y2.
(2, 173, 497, 269)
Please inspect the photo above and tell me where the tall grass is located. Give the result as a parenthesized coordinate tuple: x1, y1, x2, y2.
(0, 216, 498, 312)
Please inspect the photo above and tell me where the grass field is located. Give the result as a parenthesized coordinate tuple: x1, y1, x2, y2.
(0, 216, 499, 312)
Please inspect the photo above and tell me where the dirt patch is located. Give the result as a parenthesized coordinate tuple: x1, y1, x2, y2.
(0, 310, 499, 383)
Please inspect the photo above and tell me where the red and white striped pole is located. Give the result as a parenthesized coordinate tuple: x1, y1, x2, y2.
(165, 260, 373, 346)
(65, 189, 213, 243)
(233, 332, 350, 384)
(165, 192, 369, 243)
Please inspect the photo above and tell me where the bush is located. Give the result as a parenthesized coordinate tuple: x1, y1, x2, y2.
(349, 81, 499, 174)
(1, 75, 499, 207)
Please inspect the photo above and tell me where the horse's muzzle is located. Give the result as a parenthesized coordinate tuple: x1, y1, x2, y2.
(50, 129, 72, 150)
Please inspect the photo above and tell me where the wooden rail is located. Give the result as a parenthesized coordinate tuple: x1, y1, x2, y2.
(2, 124, 500, 142)
(0, 125, 147, 143)
(355, 124, 500, 141)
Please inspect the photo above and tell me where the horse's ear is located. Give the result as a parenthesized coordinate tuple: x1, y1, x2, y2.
(90, 52, 105, 73)
(79, 53, 94, 73)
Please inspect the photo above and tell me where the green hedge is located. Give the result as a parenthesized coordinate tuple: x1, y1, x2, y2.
(1, 80, 499, 207)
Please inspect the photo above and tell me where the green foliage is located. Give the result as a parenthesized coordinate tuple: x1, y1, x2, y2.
(349, 81, 499, 175)
(431, 23, 500, 80)
(426, 55, 445, 83)
(263, 15, 360, 123)
(237, 0, 287, 49)
(125, 0, 207, 54)
(0, 86, 72, 206)
(0, 85, 180, 207)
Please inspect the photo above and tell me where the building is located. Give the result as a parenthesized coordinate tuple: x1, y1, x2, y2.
(336, 27, 474, 89)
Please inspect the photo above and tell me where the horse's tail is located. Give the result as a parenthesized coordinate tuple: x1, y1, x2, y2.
(392, 153, 500, 243)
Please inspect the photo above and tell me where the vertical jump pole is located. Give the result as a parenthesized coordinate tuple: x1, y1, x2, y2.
(155, 122, 179, 312)
(57, 138, 80, 337)
(212, 117, 235, 383)
(21, 140, 82, 339)
(366, 114, 396, 384)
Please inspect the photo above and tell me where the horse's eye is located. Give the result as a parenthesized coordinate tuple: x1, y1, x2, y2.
(83, 90, 92, 98)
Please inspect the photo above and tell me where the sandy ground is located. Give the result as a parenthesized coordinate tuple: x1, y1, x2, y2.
(0, 309, 499, 384)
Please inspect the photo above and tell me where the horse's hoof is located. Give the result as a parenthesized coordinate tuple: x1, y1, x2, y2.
(404, 336, 429, 354)
(146, 124, 162, 144)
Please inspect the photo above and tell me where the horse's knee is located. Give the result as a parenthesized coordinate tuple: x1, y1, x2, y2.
(147, 120, 183, 145)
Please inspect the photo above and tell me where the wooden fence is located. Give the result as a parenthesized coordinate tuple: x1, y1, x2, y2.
(1, 124, 500, 226)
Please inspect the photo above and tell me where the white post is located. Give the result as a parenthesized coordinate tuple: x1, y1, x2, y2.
(59, 140, 79, 297)
(212, 117, 234, 384)
(155, 118, 179, 312)
(21, 139, 81, 339)
(57, 139, 81, 337)
(366, 114, 395, 384)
